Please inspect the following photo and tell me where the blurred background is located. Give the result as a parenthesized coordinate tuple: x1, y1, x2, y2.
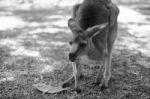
(0, 0, 150, 99)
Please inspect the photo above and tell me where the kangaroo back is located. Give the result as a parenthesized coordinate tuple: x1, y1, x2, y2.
(76, 0, 110, 30)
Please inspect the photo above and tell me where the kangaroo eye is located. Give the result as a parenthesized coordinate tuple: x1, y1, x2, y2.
(80, 42, 87, 47)
(69, 41, 73, 45)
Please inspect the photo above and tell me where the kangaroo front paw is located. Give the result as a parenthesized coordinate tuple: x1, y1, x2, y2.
(99, 79, 109, 90)
(62, 76, 75, 88)
(62, 75, 84, 88)
(73, 87, 82, 93)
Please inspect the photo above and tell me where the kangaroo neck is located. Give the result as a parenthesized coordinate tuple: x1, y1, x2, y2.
(86, 38, 105, 61)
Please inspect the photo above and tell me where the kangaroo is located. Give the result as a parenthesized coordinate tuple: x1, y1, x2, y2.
(62, 0, 119, 91)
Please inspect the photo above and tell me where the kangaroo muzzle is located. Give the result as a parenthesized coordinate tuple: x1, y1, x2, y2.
(69, 53, 77, 62)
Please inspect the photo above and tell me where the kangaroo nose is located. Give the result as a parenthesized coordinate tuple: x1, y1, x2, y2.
(69, 53, 76, 62)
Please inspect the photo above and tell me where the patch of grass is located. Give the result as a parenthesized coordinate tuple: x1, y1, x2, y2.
(0, 1, 150, 99)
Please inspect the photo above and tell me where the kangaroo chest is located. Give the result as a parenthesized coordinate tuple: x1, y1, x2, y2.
(79, 38, 104, 65)
(79, 55, 101, 65)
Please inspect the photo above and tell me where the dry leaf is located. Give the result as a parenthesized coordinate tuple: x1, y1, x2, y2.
(33, 83, 68, 93)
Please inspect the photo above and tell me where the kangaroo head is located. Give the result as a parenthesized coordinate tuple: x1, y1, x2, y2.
(68, 18, 108, 62)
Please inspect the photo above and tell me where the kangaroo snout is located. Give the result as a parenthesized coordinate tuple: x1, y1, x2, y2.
(69, 53, 77, 62)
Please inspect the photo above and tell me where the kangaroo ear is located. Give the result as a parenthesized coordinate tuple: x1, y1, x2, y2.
(86, 23, 108, 37)
(68, 18, 83, 34)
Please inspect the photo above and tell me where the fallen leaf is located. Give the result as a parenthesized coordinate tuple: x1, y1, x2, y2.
(33, 83, 69, 93)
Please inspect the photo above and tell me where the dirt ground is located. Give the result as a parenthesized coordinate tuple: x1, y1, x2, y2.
(0, 0, 150, 99)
